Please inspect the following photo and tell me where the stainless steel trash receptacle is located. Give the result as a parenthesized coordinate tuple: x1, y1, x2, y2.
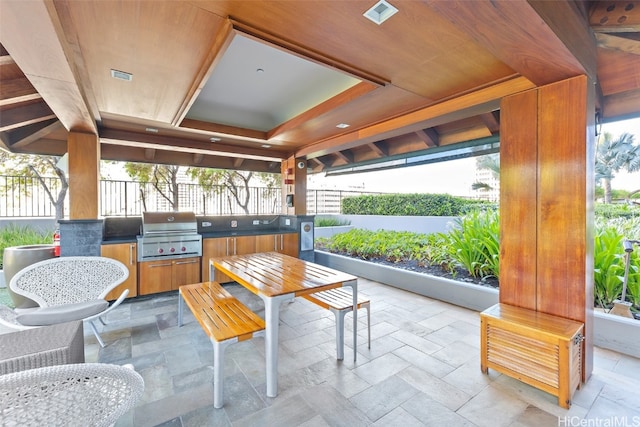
(3, 245, 55, 309)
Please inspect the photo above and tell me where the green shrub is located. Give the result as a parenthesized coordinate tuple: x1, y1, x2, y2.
(341, 193, 492, 216)
(0, 224, 52, 269)
(624, 247, 640, 307)
(593, 227, 626, 308)
(314, 217, 351, 227)
(317, 228, 445, 265)
(595, 203, 640, 220)
(438, 210, 500, 279)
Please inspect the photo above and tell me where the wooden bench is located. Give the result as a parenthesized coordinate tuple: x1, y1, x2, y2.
(178, 281, 265, 408)
(303, 288, 370, 360)
(480, 303, 584, 409)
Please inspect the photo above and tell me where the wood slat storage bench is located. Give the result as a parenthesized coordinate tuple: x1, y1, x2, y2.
(480, 303, 584, 409)
(178, 281, 265, 408)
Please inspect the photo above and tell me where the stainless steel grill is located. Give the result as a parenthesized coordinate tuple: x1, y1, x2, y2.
(137, 212, 202, 262)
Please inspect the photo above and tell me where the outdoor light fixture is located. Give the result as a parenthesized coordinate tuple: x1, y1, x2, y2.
(110, 69, 133, 81)
(336, 123, 350, 129)
(363, 0, 398, 25)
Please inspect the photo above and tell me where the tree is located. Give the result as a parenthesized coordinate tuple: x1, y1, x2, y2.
(0, 151, 68, 224)
(187, 168, 280, 214)
(471, 153, 500, 191)
(124, 163, 181, 211)
(595, 132, 640, 204)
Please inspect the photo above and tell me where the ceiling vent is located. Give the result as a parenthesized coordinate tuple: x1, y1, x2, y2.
(363, 0, 398, 25)
(110, 69, 133, 81)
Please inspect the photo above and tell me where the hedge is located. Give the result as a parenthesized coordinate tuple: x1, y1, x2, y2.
(341, 193, 492, 216)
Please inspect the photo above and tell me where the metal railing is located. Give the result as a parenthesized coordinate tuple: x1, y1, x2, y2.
(0, 175, 379, 217)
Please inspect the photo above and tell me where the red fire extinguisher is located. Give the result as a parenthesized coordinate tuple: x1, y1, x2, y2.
(53, 229, 61, 257)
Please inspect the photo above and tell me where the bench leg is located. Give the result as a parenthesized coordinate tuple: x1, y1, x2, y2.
(212, 339, 233, 409)
(365, 303, 371, 349)
(178, 291, 184, 327)
(332, 308, 346, 361)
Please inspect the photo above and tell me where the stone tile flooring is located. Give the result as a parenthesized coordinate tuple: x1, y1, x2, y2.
(82, 278, 640, 427)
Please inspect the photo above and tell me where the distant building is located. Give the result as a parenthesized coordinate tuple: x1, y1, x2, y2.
(474, 168, 499, 202)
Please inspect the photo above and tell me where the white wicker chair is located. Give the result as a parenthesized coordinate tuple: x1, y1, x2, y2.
(0, 256, 129, 347)
(0, 363, 144, 427)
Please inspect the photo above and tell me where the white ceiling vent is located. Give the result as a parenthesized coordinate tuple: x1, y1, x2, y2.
(363, 0, 398, 25)
(110, 69, 133, 81)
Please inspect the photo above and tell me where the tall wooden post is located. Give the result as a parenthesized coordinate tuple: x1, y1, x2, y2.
(67, 131, 100, 219)
(500, 75, 595, 380)
(281, 156, 307, 214)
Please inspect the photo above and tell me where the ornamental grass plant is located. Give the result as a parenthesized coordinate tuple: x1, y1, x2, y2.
(0, 224, 52, 269)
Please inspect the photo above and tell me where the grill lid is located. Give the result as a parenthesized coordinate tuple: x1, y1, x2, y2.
(141, 212, 197, 236)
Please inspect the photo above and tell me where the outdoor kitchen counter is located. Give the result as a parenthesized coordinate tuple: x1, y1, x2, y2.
(199, 229, 297, 238)
(101, 214, 305, 243)
(100, 228, 298, 244)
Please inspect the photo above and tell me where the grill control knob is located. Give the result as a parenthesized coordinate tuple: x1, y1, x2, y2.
(158, 248, 164, 254)
(170, 247, 176, 253)
(181, 246, 186, 252)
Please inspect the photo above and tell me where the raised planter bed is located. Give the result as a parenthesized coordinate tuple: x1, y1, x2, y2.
(314, 250, 498, 312)
(314, 250, 640, 358)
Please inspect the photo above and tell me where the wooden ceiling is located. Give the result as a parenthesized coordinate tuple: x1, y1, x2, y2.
(1, 1, 639, 174)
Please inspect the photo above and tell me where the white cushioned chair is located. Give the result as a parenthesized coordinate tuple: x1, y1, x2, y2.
(0, 256, 129, 347)
(0, 363, 144, 426)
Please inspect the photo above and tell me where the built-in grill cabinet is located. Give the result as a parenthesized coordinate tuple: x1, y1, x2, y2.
(137, 212, 202, 295)
(480, 303, 583, 409)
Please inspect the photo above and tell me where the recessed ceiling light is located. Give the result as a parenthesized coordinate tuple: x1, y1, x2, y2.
(210, 137, 221, 142)
(261, 144, 271, 148)
(336, 123, 350, 129)
(363, 0, 398, 25)
(145, 127, 158, 133)
(110, 69, 133, 81)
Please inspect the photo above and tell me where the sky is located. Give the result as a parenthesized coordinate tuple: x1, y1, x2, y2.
(308, 117, 640, 196)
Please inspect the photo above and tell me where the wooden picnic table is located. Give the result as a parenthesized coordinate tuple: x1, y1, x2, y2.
(211, 252, 358, 398)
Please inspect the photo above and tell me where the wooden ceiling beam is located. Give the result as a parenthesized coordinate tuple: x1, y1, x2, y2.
(0, 101, 55, 132)
(99, 128, 286, 162)
(334, 150, 353, 164)
(144, 148, 156, 160)
(602, 87, 640, 118)
(479, 111, 501, 134)
(5, 119, 61, 149)
(0, 0, 96, 133)
(414, 128, 439, 147)
(596, 33, 640, 55)
(297, 76, 534, 159)
(193, 153, 204, 164)
(590, 1, 640, 33)
(424, 0, 597, 84)
(0, 77, 41, 106)
(179, 118, 268, 141)
(100, 144, 279, 173)
(268, 82, 377, 140)
(173, 19, 235, 126)
(367, 141, 388, 158)
(233, 158, 245, 168)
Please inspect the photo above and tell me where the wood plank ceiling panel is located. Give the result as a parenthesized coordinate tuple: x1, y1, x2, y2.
(66, 1, 225, 124)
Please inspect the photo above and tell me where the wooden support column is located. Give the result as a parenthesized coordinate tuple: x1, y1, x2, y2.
(281, 156, 307, 215)
(500, 75, 595, 380)
(67, 131, 100, 219)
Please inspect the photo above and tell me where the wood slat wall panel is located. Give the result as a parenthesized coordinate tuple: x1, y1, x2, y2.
(536, 77, 590, 322)
(499, 90, 538, 309)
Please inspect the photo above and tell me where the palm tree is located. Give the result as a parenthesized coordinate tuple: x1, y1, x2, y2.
(471, 153, 500, 191)
(595, 132, 640, 203)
